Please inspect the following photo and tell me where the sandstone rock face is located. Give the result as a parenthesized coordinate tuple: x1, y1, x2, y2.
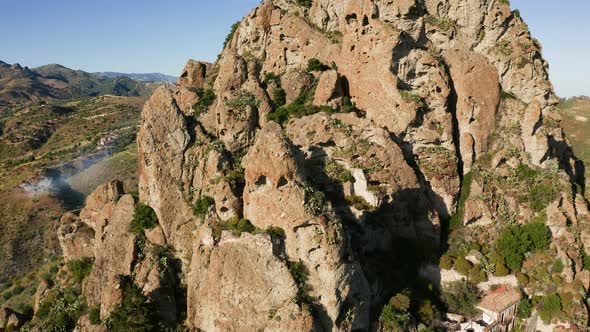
(57, 212, 95, 261)
(313, 70, 343, 106)
(282, 69, 315, 104)
(178, 60, 211, 90)
(444, 49, 500, 172)
(187, 232, 316, 332)
(243, 123, 371, 329)
(52, 0, 590, 330)
(84, 194, 137, 318)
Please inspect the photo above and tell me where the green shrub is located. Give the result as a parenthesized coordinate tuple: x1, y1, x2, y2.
(552, 259, 564, 273)
(272, 87, 287, 107)
(379, 303, 411, 331)
(537, 293, 562, 323)
(67, 258, 94, 283)
(494, 263, 510, 277)
(266, 226, 286, 240)
(516, 272, 529, 285)
(296, 0, 313, 8)
(263, 72, 281, 85)
(442, 280, 480, 319)
(469, 265, 487, 283)
(89, 305, 101, 325)
(267, 84, 334, 125)
(418, 300, 435, 323)
(36, 287, 85, 331)
(496, 222, 551, 271)
(287, 261, 315, 305)
(223, 22, 240, 50)
(226, 217, 256, 235)
(513, 9, 521, 19)
(529, 182, 557, 212)
(439, 255, 454, 270)
(341, 96, 363, 116)
(324, 159, 355, 184)
(453, 256, 473, 276)
(193, 88, 216, 115)
(224, 90, 259, 111)
(449, 172, 473, 229)
(389, 293, 411, 312)
(517, 299, 532, 319)
(129, 203, 158, 236)
(380, 294, 413, 331)
(345, 195, 373, 211)
(583, 252, 590, 270)
(400, 91, 426, 108)
(307, 58, 330, 72)
(108, 282, 161, 331)
(194, 196, 215, 217)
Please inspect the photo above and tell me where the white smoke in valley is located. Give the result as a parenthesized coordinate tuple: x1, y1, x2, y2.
(20, 177, 59, 197)
(18, 129, 131, 201)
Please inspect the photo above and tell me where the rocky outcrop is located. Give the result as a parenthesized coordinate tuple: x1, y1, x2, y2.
(444, 49, 500, 172)
(52, 181, 180, 329)
(84, 193, 137, 318)
(0, 307, 27, 330)
(187, 231, 316, 331)
(243, 123, 371, 329)
(57, 213, 95, 261)
(46, 0, 590, 330)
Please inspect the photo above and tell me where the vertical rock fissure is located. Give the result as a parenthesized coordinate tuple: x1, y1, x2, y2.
(443, 66, 464, 246)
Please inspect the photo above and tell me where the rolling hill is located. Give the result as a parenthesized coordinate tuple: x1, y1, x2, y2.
(93, 71, 177, 83)
(0, 61, 161, 108)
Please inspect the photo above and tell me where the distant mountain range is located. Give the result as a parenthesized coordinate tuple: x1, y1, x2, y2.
(93, 72, 177, 83)
(0, 60, 171, 107)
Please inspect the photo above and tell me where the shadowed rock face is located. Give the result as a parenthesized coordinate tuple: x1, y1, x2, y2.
(51, 0, 590, 330)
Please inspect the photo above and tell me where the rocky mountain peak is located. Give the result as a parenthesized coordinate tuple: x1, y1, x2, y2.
(46, 0, 590, 331)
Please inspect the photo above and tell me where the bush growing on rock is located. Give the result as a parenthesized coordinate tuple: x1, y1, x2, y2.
(36, 287, 86, 331)
(517, 299, 532, 319)
(306, 58, 330, 72)
(89, 306, 101, 325)
(272, 87, 286, 107)
(389, 293, 411, 312)
(452, 256, 473, 276)
(224, 90, 259, 111)
(67, 257, 94, 283)
(266, 226, 286, 240)
(193, 196, 214, 218)
(222, 22, 240, 50)
(107, 281, 161, 331)
(537, 293, 562, 323)
(442, 280, 480, 319)
(449, 172, 473, 229)
(226, 217, 256, 235)
(192, 88, 216, 115)
(379, 308, 411, 331)
(379, 299, 411, 331)
(129, 203, 158, 236)
(263, 72, 281, 85)
(439, 255, 454, 270)
(296, 0, 312, 8)
(345, 195, 373, 211)
(496, 222, 551, 271)
(287, 261, 315, 306)
(324, 159, 355, 184)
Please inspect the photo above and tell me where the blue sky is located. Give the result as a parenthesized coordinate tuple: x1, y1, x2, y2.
(0, 0, 588, 97)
